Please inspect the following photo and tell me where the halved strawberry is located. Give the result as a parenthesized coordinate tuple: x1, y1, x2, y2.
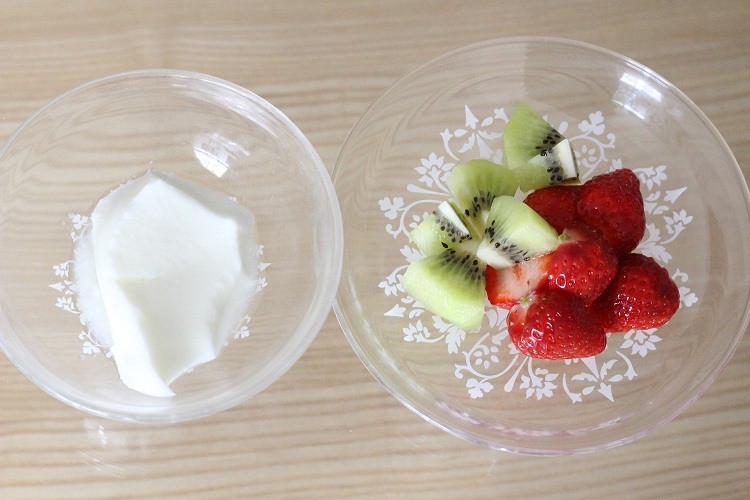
(507, 289, 607, 360)
(523, 184, 582, 234)
(594, 253, 680, 331)
(547, 224, 618, 303)
(486, 253, 552, 309)
(577, 169, 645, 256)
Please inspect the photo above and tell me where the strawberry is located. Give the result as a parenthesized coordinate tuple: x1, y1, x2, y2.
(589, 167, 642, 196)
(547, 224, 618, 303)
(577, 169, 645, 256)
(594, 253, 680, 331)
(507, 289, 607, 360)
(486, 253, 552, 309)
(524, 184, 582, 234)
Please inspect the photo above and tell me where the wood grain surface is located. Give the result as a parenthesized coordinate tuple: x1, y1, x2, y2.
(1, 1, 749, 498)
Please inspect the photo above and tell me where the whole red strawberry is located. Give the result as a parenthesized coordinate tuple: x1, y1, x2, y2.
(594, 253, 680, 331)
(524, 184, 582, 234)
(486, 253, 552, 309)
(547, 224, 618, 303)
(507, 289, 607, 360)
(577, 169, 645, 256)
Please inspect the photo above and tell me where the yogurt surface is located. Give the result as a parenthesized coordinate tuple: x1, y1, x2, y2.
(74, 171, 258, 397)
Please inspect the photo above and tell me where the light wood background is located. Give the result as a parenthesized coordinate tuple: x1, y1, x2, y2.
(1, 1, 749, 498)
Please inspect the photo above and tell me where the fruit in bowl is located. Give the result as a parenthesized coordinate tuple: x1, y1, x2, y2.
(400, 104, 679, 359)
(334, 37, 750, 455)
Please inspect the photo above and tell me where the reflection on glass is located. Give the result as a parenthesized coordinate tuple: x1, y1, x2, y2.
(613, 73, 663, 121)
(193, 132, 250, 178)
(194, 147, 229, 177)
(620, 73, 662, 102)
(77, 417, 184, 478)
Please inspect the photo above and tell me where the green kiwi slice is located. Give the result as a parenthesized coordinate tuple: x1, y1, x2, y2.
(445, 159, 517, 239)
(503, 103, 579, 191)
(409, 200, 472, 256)
(476, 195, 558, 268)
(400, 241, 485, 332)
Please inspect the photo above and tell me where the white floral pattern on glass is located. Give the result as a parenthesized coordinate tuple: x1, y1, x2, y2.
(620, 329, 662, 358)
(520, 366, 558, 400)
(379, 106, 698, 403)
(50, 213, 269, 358)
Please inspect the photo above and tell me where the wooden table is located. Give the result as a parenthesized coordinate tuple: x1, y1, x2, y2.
(2, 1, 749, 497)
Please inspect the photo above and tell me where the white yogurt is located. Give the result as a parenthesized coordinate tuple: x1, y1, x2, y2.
(73, 171, 258, 397)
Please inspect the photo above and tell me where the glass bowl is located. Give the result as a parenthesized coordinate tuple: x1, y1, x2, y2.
(332, 37, 750, 455)
(0, 70, 343, 423)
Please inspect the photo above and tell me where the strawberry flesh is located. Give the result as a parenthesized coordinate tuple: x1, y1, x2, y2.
(577, 169, 645, 256)
(524, 184, 582, 234)
(486, 253, 552, 309)
(507, 289, 606, 360)
(547, 224, 618, 303)
(594, 253, 680, 331)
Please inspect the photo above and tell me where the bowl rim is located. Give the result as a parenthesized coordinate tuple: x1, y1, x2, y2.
(0, 69, 344, 423)
(332, 36, 750, 455)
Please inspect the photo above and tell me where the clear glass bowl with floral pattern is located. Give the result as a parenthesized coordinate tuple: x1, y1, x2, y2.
(0, 70, 342, 423)
(332, 37, 750, 455)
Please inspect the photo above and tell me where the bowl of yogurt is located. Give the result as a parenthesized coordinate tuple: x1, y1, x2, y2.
(0, 70, 342, 422)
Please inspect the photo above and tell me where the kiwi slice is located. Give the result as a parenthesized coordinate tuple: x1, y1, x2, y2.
(400, 241, 485, 332)
(503, 103, 579, 191)
(445, 159, 517, 239)
(409, 200, 472, 256)
(476, 195, 558, 269)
